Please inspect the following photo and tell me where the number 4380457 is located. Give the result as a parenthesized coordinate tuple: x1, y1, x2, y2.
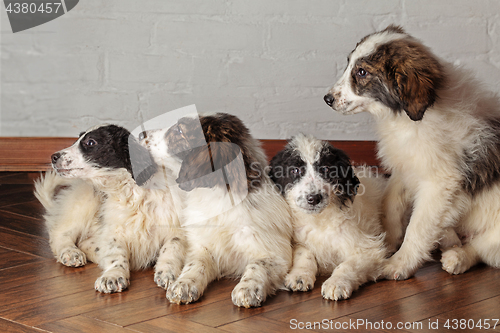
(5, 2, 62, 14)
(444, 319, 499, 330)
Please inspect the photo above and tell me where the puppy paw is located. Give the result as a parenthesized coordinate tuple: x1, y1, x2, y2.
(166, 280, 201, 304)
(321, 276, 353, 301)
(59, 247, 87, 267)
(284, 272, 315, 292)
(441, 248, 469, 275)
(382, 257, 416, 281)
(231, 279, 266, 308)
(94, 273, 129, 293)
(154, 270, 176, 289)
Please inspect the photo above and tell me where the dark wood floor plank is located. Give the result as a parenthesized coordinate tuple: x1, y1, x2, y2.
(85, 277, 239, 327)
(0, 264, 102, 311)
(0, 248, 46, 270)
(128, 316, 224, 333)
(346, 266, 500, 326)
(0, 172, 41, 185)
(2, 201, 45, 221)
(0, 270, 160, 326)
(0, 227, 53, 258)
(218, 316, 321, 333)
(261, 263, 458, 325)
(0, 318, 46, 333)
(0, 184, 36, 208)
(409, 296, 500, 333)
(0, 210, 48, 239)
(0, 259, 87, 292)
(38, 315, 138, 333)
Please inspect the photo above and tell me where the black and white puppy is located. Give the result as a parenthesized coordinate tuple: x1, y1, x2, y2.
(142, 113, 293, 307)
(324, 25, 500, 280)
(35, 124, 186, 293)
(269, 134, 388, 300)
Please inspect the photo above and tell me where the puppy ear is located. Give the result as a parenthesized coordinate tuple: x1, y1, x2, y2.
(392, 42, 445, 121)
(268, 149, 290, 195)
(176, 142, 246, 194)
(335, 161, 360, 206)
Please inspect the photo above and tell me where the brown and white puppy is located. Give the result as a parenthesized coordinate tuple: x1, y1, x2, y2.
(142, 113, 293, 308)
(324, 25, 500, 280)
(269, 134, 387, 300)
(35, 124, 186, 293)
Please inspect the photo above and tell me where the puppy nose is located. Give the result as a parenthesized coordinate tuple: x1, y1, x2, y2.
(307, 194, 323, 206)
(51, 152, 61, 164)
(324, 93, 335, 106)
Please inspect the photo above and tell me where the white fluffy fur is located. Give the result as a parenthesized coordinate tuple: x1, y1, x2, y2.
(280, 134, 388, 300)
(143, 121, 293, 308)
(34, 171, 102, 267)
(35, 125, 185, 293)
(326, 27, 500, 280)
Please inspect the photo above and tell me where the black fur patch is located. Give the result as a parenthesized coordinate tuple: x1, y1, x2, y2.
(313, 144, 360, 206)
(79, 125, 157, 186)
(268, 146, 306, 195)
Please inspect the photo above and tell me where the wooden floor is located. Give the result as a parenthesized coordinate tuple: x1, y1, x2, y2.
(0, 172, 499, 333)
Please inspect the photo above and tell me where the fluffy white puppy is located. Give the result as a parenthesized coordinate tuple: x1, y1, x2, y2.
(36, 124, 185, 293)
(324, 25, 500, 279)
(141, 113, 293, 307)
(269, 134, 388, 300)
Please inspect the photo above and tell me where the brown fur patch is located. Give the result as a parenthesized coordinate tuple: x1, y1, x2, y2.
(352, 36, 445, 121)
(172, 113, 264, 193)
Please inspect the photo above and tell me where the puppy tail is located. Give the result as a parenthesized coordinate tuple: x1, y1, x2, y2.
(34, 170, 70, 211)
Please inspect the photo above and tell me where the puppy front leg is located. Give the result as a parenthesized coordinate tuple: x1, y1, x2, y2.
(166, 246, 217, 304)
(154, 233, 186, 289)
(232, 257, 288, 308)
(49, 227, 88, 267)
(383, 184, 467, 280)
(322, 252, 384, 301)
(381, 174, 410, 253)
(441, 244, 480, 275)
(94, 236, 130, 293)
(284, 244, 318, 291)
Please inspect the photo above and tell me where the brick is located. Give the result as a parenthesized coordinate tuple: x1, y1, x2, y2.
(108, 53, 193, 83)
(154, 20, 264, 54)
(1, 53, 100, 83)
(406, 19, 490, 55)
(80, 0, 227, 15)
(230, 0, 342, 17)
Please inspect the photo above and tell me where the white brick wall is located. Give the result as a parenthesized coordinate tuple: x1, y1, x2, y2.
(1, 0, 499, 139)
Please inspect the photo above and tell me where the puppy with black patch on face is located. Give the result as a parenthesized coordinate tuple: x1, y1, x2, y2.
(324, 25, 500, 280)
(141, 113, 293, 308)
(269, 134, 388, 300)
(35, 124, 186, 293)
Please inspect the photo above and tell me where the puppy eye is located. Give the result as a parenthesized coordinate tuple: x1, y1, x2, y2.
(176, 126, 183, 134)
(318, 166, 329, 174)
(356, 68, 368, 78)
(138, 131, 147, 141)
(85, 138, 97, 147)
(291, 167, 302, 177)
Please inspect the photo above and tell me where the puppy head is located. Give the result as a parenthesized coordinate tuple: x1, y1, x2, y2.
(174, 113, 261, 194)
(52, 124, 157, 186)
(269, 134, 360, 213)
(324, 25, 445, 121)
